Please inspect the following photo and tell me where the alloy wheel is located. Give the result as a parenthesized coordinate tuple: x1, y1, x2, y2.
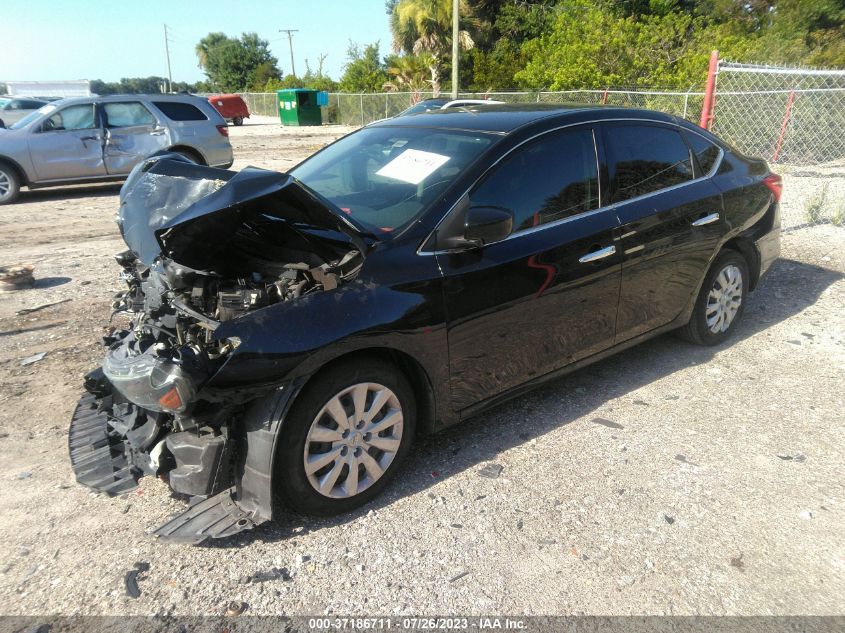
(0, 170, 10, 199)
(706, 264, 743, 333)
(303, 382, 404, 499)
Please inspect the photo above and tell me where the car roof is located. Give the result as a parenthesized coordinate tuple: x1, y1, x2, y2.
(369, 103, 678, 134)
(49, 94, 207, 106)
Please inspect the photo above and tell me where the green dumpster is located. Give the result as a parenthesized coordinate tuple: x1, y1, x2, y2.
(276, 89, 323, 126)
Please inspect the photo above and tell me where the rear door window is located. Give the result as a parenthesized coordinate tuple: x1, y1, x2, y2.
(470, 127, 600, 233)
(103, 102, 157, 128)
(605, 124, 693, 203)
(153, 101, 208, 121)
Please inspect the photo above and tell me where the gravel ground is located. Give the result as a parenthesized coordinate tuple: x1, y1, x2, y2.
(0, 116, 843, 617)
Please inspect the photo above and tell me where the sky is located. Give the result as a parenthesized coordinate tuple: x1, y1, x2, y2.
(0, 0, 395, 84)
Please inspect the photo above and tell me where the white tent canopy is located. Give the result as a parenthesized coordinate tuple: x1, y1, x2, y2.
(4, 80, 91, 98)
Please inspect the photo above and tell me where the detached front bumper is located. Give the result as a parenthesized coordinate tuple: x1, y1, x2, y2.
(68, 338, 294, 544)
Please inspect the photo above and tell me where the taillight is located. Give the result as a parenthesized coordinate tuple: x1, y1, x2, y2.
(763, 173, 782, 202)
(216, 124, 229, 137)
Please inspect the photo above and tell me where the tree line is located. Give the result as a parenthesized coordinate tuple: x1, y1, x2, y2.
(196, 0, 844, 94)
(51, 0, 842, 97)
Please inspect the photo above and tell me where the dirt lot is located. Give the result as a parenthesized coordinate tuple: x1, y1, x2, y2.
(0, 116, 843, 617)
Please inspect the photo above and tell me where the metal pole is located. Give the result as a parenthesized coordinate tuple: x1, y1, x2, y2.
(279, 29, 299, 77)
(163, 24, 173, 92)
(451, 0, 459, 100)
(699, 50, 719, 129)
(772, 90, 796, 162)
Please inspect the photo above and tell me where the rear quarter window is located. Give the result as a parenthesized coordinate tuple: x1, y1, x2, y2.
(683, 130, 721, 176)
(153, 101, 208, 121)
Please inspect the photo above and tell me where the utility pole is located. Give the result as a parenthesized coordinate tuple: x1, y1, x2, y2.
(451, 0, 459, 99)
(163, 24, 173, 93)
(279, 29, 300, 77)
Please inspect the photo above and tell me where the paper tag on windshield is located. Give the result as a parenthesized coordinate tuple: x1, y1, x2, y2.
(376, 149, 450, 185)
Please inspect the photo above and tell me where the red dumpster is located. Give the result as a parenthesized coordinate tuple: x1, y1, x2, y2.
(207, 94, 250, 126)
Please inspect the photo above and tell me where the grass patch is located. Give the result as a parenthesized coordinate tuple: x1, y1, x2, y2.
(804, 184, 830, 224)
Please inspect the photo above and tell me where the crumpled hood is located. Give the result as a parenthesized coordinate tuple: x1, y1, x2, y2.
(118, 153, 370, 268)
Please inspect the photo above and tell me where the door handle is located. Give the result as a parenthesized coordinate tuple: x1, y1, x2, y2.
(692, 212, 720, 226)
(79, 134, 100, 141)
(579, 245, 616, 264)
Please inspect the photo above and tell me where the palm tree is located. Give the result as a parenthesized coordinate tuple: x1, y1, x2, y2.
(383, 53, 435, 93)
(389, 0, 475, 95)
(195, 32, 230, 70)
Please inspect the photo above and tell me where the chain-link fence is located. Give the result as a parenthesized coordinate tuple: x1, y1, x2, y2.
(239, 78, 845, 229)
(710, 62, 845, 228)
(239, 90, 706, 126)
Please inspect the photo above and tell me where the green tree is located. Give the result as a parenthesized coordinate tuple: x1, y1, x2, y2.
(514, 1, 758, 90)
(384, 53, 434, 91)
(390, 0, 475, 95)
(457, 0, 555, 90)
(90, 77, 204, 95)
(338, 42, 389, 92)
(195, 32, 230, 71)
(263, 55, 339, 92)
(196, 32, 281, 92)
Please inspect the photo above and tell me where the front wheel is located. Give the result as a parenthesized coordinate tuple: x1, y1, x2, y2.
(678, 249, 749, 345)
(0, 163, 21, 205)
(232, 116, 244, 126)
(274, 359, 416, 516)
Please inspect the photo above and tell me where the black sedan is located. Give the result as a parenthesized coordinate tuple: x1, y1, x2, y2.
(70, 104, 781, 543)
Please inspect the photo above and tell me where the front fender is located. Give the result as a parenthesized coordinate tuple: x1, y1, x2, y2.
(206, 276, 450, 526)
(206, 277, 448, 393)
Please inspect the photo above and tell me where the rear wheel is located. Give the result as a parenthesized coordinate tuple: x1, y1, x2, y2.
(171, 149, 204, 165)
(274, 359, 415, 516)
(678, 249, 749, 345)
(0, 163, 20, 205)
(232, 116, 244, 126)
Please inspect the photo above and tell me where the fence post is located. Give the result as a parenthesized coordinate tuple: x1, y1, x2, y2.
(601, 88, 609, 105)
(772, 90, 796, 163)
(360, 94, 365, 126)
(699, 50, 719, 129)
(682, 91, 690, 119)
(385, 93, 389, 119)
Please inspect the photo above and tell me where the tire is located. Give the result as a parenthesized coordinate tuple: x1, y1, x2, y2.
(0, 162, 21, 205)
(171, 149, 203, 165)
(273, 359, 416, 516)
(232, 116, 244, 126)
(677, 249, 750, 346)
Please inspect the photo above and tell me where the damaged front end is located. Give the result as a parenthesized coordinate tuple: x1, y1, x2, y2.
(69, 154, 367, 543)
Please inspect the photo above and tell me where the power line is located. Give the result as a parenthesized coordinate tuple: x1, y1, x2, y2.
(279, 29, 300, 77)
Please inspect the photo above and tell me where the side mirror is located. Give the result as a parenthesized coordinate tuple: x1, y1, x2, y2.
(464, 206, 513, 247)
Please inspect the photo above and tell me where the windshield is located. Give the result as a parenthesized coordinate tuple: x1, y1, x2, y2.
(9, 104, 56, 130)
(289, 126, 496, 234)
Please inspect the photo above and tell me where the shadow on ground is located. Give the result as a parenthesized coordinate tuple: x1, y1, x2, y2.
(187, 256, 842, 548)
(18, 183, 122, 203)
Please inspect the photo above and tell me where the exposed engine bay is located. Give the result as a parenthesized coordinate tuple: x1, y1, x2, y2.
(68, 154, 367, 541)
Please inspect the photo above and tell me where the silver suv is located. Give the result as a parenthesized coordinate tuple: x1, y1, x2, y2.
(0, 94, 234, 204)
(0, 97, 49, 128)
